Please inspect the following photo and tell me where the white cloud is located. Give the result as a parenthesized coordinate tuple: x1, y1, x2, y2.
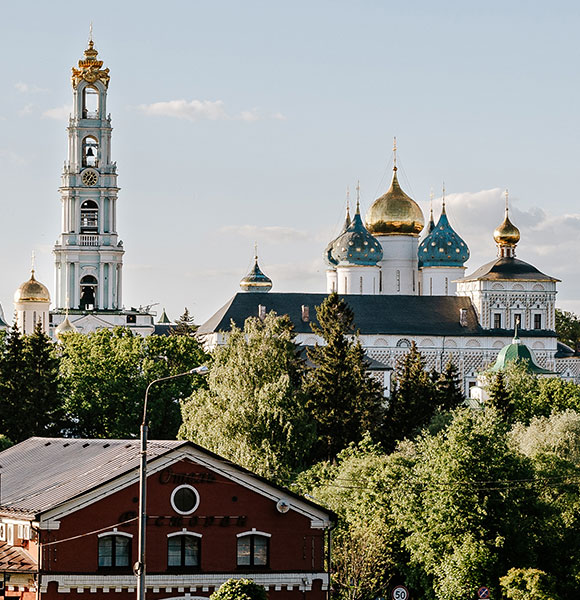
(42, 105, 72, 120)
(18, 103, 34, 116)
(14, 82, 47, 94)
(219, 224, 311, 242)
(138, 99, 285, 122)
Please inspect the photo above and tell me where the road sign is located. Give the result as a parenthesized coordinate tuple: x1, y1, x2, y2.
(392, 585, 409, 600)
(477, 586, 490, 599)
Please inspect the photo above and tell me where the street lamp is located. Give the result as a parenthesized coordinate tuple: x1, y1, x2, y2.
(135, 364, 209, 600)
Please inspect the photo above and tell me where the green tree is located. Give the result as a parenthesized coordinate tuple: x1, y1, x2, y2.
(179, 312, 314, 483)
(294, 435, 407, 600)
(555, 308, 580, 350)
(500, 568, 560, 600)
(434, 360, 465, 411)
(305, 293, 383, 462)
(60, 328, 207, 439)
(486, 369, 513, 420)
(382, 343, 438, 450)
(393, 408, 539, 600)
(171, 307, 198, 336)
(0, 435, 12, 451)
(210, 579, 267, 600)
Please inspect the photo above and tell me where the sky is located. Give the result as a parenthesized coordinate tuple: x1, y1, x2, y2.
(1, 1, 579, 325)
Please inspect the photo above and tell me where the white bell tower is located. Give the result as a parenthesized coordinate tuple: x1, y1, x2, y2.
(53, 37, 124, 312)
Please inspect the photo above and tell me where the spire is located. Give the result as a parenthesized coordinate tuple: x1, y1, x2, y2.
(240, 247, 272, 292)
(254, 240, 258, 262)
(513, 315, 520, 344)
(355, 180, 361, 214)
(392, 136, 397, 172)
(441, 182, 447, 214)
(346, 186, 351, 224)
(31, 250, 36, 278)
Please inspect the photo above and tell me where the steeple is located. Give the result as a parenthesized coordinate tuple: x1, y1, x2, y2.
(53, 38, 124, 312)
(493, 189, 520, 258)
(240, 245, 273, 292)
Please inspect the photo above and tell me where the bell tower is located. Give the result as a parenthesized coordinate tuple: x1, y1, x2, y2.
(53, 37, 124, 312)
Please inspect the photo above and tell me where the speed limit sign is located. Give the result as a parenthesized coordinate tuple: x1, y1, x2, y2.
(392, 585, 409, 600)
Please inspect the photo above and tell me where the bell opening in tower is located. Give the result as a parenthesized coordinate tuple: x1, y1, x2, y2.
(82, 136, 99, 168)
(80, 275, 98, 310)
(82, 86, 99, 119)
(80, 200, 98, 232)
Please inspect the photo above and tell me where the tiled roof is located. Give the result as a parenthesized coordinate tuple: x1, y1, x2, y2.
(0, 542, 36, 572)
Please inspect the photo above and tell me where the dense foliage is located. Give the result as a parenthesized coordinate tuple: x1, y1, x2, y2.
(210, 579, 267, 600)
(555, 308, 580, 350)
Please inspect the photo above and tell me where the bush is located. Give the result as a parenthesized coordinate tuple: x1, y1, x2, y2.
(211, 579, 268, 600)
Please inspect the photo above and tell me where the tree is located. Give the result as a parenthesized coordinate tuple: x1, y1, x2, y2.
(434, 360, 465, 411)
(293, 435, 407, 600)
(555, 308, 580, 350)
(393, 408, 540, 600)
(305, 293, 383, 462)
(486, 369, 513, 420)
(382, 343, 438, 450)
(0, 325, 28, 441)
(60, 328, 207, 439)
(171, 307, 198, 336)
(210, 579, 267, 600)
(179, 312, 314, 483)
(500, 568, 560, 600)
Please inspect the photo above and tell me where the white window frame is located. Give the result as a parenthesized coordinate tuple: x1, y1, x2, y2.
(170, 484, 200, 516)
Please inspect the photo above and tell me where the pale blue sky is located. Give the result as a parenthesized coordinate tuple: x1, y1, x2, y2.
(1, 1, 579, 323)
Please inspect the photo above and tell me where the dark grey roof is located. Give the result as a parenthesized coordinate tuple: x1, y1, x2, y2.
(0, 438, 185, 518)
(555, 341, 580, 359)
(459, 257, 558, 282)
(0, 438, 335, 522)
(199, 292, 556, 338)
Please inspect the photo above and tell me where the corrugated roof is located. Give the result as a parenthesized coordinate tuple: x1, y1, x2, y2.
(0, 438, 184, 517)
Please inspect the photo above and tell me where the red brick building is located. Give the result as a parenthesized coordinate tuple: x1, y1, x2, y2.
(0, 439, 334, 600)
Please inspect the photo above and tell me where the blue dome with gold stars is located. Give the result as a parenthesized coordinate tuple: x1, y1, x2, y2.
(332, 204, 383, 266)
(418, 201, 469, 267)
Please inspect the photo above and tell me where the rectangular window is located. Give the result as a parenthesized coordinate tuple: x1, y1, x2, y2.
(237, 535, 269, 567)
(98, 535, 130, 568)
(396, 270, 401, 292)
(359, 276, 363, 294)
(0, 523, 5, 541)
(168, 535, 200, 567)
(534, 314, 542, 329)
(494, 313, 502, 329)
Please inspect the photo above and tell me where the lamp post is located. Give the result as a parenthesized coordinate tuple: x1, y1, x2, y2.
(135, 364, 209, 600)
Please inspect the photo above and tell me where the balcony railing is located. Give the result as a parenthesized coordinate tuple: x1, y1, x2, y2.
(79, 234, 99, 246)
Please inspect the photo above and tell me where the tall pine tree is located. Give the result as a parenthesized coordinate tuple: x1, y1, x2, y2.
(305, 293, 383, 462)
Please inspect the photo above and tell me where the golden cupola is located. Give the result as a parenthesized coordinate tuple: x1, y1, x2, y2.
(493, 190, 520, 257)
(14, 270, 51, 303)
(365, 143, 424, 236)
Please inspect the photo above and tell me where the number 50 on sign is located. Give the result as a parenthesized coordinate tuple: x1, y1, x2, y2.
(392, 585, 409, 600)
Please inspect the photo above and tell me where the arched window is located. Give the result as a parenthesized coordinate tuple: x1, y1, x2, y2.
(167, 532, 201, 567)
(80, 275, 98, 310)
(80, 200, 98, 232)
(237, 531, 270, 567)
(83, 86, 99, 119)
(98, 532, 131, 568)
(82, 136, 99, 167)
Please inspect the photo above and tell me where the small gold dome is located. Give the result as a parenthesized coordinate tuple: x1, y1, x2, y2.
(365, 169, 424, 236)
(14, 271, 51, 303)
(493, 212, 520, 246)
(55, 315, 77, 339)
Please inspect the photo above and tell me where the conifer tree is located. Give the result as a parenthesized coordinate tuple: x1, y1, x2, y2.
(487, 369, 513, 421)
(305, 293, 383, 462)
(435, 360, 465, 411)
(382, 342, 437, 450)
(171, 307, 198, 336)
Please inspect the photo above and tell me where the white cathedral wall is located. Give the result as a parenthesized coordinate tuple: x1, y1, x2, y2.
(419, 266, 466, 296)
(456, 279, 557, 331)
(326, 269, 337, 293)
(375, 235, 419, 295)
(16, 301, 50, 335)
(335, 265, 379, 295)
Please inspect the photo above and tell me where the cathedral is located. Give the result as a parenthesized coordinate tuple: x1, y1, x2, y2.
(199, 154, 580, 394)
(3, 40, 579, 395)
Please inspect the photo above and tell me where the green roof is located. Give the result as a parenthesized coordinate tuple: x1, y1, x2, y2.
(490, 333, 555, 375)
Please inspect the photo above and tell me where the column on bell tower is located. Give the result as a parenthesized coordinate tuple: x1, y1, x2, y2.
(53, 38, 124, 312)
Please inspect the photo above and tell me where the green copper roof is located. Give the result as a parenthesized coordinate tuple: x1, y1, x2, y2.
(490, 333, 554, 374)
(157, 308, 171, 324)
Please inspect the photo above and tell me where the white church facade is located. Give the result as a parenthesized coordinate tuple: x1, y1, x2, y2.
(199, 155, 579, 394)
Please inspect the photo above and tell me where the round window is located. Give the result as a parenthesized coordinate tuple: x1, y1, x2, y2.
(170, 485, 200, 515)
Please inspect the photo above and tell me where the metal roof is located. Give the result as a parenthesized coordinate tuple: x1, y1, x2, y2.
(459, 257, 558, 282)
(0, 542, 36, 572)
(0, 438, 184, 518)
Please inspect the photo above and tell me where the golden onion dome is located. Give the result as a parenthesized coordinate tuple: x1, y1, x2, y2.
(493, 194, 520, 246)
(55, 315, 77, 339)
(365, 168, 424, 236)
(14, 271, 51, 303)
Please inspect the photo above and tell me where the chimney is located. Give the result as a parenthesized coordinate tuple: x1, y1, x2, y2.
(258, 305, 266, 320)
(301, 305, 310, 322)
(459, 308, 468, 327)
